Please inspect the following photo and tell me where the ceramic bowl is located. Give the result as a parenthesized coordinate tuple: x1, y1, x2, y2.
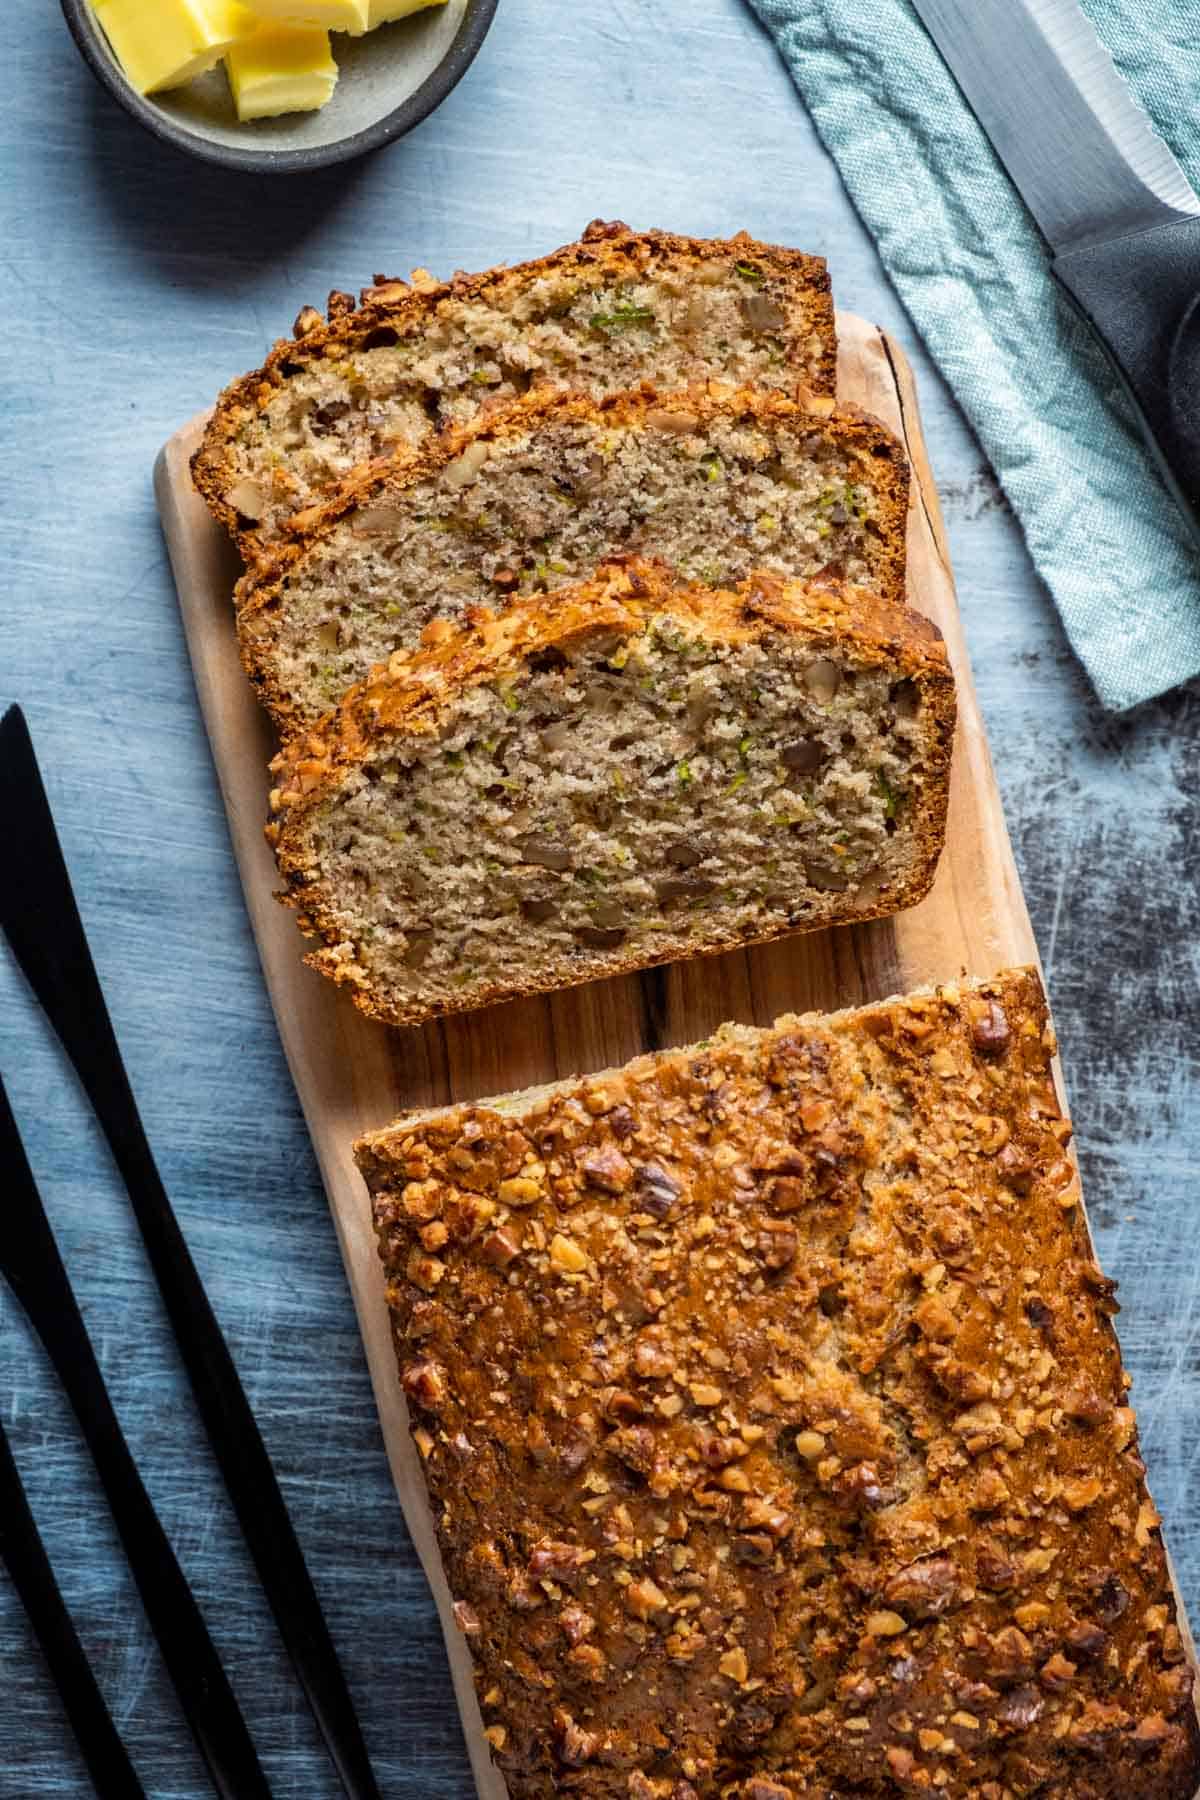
(60, 0, 498, 173)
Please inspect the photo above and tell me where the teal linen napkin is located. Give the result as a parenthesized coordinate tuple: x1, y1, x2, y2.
(746, 0, 1200, 710)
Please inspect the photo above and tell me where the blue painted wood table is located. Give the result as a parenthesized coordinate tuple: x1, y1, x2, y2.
(2, 2, 1197, 1795)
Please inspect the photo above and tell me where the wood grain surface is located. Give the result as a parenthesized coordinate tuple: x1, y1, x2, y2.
(5, 4, 1200, 1794)
(156, 313, 1198, 1800)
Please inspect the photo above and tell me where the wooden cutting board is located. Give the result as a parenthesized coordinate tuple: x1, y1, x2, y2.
(152, 315, 1131, 1797)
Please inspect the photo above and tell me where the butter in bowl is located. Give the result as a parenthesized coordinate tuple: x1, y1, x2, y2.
(61, 0, 499, 171)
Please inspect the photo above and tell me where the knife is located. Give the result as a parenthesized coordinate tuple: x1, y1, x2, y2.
(0, 705, 382, 1800)
(0, 1410, 149, 1800)
(0, 1074, 270, 1800)
(908, 0, 1200, 547)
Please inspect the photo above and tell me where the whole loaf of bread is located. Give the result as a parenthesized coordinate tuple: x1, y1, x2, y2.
(358, 967, 1200, 1800)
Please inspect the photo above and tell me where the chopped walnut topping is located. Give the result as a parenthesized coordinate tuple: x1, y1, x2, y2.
(1067, 1698, 1132, 1751)
(498, 1175, 543, 1207)
(559, 1604, 594, 1645)
(549, 1233, 589, 1274)
(1065, 1619, 1109, 1660)
(1063, 1476, 1104, 1512)
(755, 1224, 798, 1270)
(402, 1179, 443, 1221)
(1134, 1498, 1163, 1547)
(1063, 1382, 1110, 1424)
(914, 1293, 957, 1341)
(634, 1162, 682, 1218)
(401, 1360, 447, 1409)
(976, 1544, 1019, 1591)
(973, 1467, 1011, 1511)
(406, 1250, 445, 1291)
(733, 1532, 774, 1565)
(633, 1330, 676, 1379)
(998, 1684, 1045, 1730)
(578, 1145, 633, 1193)
(1113, 1406, 1138, 1452)
(969, 998, 1010, 1055)
(866, 1610, 908, 1637)
(624, 1577, 669, 1622)
(689, 1382, 723, 1408)
(743, 1781, 792, 1800)
(698, 1433, 749, 1468)
(883, 1556, 959, 1619)
(608, 1425, 657, 1476)
(1132, 1714, 1175, 1756)
(481, 1226, 522, 1267)
(529, 1540, 595, 1582)
(1039, 1652, 1077, 1692)
(555, 1711, 600, 1767)
(999, 1142, 1036, 1191)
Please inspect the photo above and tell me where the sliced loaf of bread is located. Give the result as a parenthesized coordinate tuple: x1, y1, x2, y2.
(266, 559, 954, 1028)
(238, 386, 910, 734)
(192, 221, 837, 553)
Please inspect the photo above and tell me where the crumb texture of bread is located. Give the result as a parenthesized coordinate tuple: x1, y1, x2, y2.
(192, 221, 837, 550)
(238, 386, 909, 733)
(358, 968, 1200, 1800)
(267, 560, 954, 1027)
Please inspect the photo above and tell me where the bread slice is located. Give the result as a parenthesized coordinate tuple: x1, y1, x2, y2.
(191, 220, 837, 553)
(266, 558, 954, 1028)
(238, 386, 910, 735)
(357, 966, 1200, 1800)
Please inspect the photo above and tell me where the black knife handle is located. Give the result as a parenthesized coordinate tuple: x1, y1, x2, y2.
(0, 1078, 272, 1800)
(0, 706, 382, 1800)
(1052, 213, 1200, 549)
(0, 1414, 148, 1800)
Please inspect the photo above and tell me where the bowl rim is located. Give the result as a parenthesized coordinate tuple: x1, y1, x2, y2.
(59, 0, 499, 173)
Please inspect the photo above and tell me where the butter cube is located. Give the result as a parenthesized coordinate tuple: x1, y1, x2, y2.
(92, 0, 257, 94)
(367, 0, 450, 23)
(225, 25, 338, 120)
(248, 0, 370, 31)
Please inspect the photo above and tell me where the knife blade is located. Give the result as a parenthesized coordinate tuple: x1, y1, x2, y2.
(909, 0, 1200, 545)
(1, 1410, 149, 1800)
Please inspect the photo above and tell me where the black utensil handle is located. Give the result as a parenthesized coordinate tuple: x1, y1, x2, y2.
(1052, 213, 1200, 549)
(0, 706, 381, 1800)
(0, 1078, 273, 1800)
(0, 1415, 148, 1800)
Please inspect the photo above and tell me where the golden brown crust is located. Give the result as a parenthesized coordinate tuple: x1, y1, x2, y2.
(358, 967, 1200, 1800)
(236, 384, 911, 740)
(266, 558, 955, 1029)
(191, 220, 837, 552)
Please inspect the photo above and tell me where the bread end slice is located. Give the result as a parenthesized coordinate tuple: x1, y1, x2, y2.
(192, 221, 837, 553)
